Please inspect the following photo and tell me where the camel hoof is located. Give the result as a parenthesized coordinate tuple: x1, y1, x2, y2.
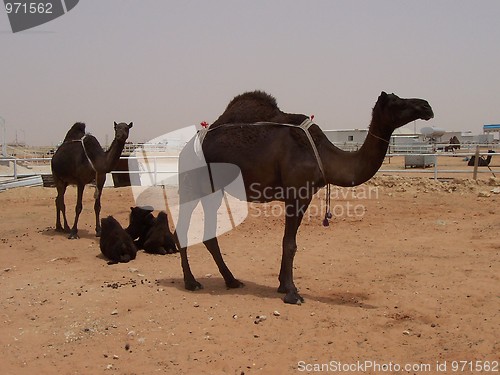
(283, 291, 304, 305)
(185, 280, 203, 291)
(226, 279, 245, 289)
(68, 232, 80, 240)
(157, 247, 167, 255)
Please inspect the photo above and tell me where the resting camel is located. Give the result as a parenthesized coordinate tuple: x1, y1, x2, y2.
(126, 206, 155, 249)
(51, 122, 133, 239)
(175, 91, 433, 304)
(126, 207, 177, 255)
(468, 150, 495, 167)
(100, 216, 137, 264)
(143, 211, 178, 255)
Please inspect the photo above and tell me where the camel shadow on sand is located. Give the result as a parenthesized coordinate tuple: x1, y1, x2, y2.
(41, 227, 96, 240)
(158, 277, 378, 309)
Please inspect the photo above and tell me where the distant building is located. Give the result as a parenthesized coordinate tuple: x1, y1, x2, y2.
(323, 129, 368, 145)
(323, 126, 429, 152)
(323, 126, 496, 151)
(483, 124, 500, 141)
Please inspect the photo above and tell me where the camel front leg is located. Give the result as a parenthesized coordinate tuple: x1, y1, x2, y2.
(94, 174, 106, 237)
(278, 198, 311, 304)
(68, 183, 85, 239)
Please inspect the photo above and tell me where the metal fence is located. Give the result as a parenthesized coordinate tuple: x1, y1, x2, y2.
(0, 151, 498, 186)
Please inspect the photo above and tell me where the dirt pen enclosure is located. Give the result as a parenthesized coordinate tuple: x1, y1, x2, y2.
(1, 174, 499, 374)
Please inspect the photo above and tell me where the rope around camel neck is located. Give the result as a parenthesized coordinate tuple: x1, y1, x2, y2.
(368, 131, 390, 144)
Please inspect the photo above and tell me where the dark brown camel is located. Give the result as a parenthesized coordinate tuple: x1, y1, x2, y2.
(175, 91, 433, 304)
(444, 136, 460, 152)
(51, 122, 133, 239)
(468, 150, 495, 167)
(125, 207, 178, 255)
(100, 215, 137, 264)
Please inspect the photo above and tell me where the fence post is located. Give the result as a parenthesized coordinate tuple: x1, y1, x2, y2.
(13, 159, 17, 179)
(153, 157, 157, 186)
(433, 154, 438, 181)
(473, 146, 480, 180)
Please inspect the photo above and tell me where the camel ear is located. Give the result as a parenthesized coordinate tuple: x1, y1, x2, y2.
(128, 122, 133, 129)
(114, 121, 118, 130)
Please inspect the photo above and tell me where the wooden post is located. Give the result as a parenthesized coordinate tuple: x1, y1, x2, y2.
(472, 146, 480, 180)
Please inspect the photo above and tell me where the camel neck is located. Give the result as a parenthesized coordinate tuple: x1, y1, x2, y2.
(321, 121, 391, 187)
(104, 138, 126, 170)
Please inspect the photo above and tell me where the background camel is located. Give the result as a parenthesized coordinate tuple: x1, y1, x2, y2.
(444, 135, 460, 152)
(176, 91, 433, 304)
(126, 206, 155, 249)
(125, 207, 178, 255)
(468, 150, 495, 167)
(100, 215, 137, 264)
(51, 122, 133, 239)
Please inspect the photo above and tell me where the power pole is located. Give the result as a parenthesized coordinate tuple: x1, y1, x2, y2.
(0, 116, 6, 157)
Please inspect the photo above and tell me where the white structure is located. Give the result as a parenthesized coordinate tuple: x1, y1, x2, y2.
(323, 126, 428, 152)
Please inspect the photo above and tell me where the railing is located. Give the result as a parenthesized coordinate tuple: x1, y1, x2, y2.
(1, 152, 498, 185)
(380, 152, 498, 180)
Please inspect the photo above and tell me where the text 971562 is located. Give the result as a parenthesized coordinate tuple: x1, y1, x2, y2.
(5, 2, 53, 14)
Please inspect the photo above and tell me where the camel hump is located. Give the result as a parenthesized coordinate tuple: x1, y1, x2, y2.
(63, 122, 86, 142)
(225, 90, 278, 111)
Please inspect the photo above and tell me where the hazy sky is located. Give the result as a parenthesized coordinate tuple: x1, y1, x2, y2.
(1, 1, 499, 146)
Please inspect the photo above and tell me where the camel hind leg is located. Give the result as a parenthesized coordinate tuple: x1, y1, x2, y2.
(176, 198, 203, 290)
(54, 179, 70, 233)
(200, 192, 243, 289)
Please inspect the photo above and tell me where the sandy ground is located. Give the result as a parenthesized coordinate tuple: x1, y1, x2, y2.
(0, 176, 499, 375)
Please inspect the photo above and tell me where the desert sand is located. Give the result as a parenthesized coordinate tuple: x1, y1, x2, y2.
(0, 176, 499, 374)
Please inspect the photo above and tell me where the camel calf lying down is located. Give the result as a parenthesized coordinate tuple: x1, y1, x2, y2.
(125, 206, 155, 249)
(125, 207, 178, 255)
(100, 216, 137, 264)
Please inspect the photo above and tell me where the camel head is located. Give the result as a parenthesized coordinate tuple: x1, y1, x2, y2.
(113, 121, 133, 142)
(373, 92, 434, 136)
